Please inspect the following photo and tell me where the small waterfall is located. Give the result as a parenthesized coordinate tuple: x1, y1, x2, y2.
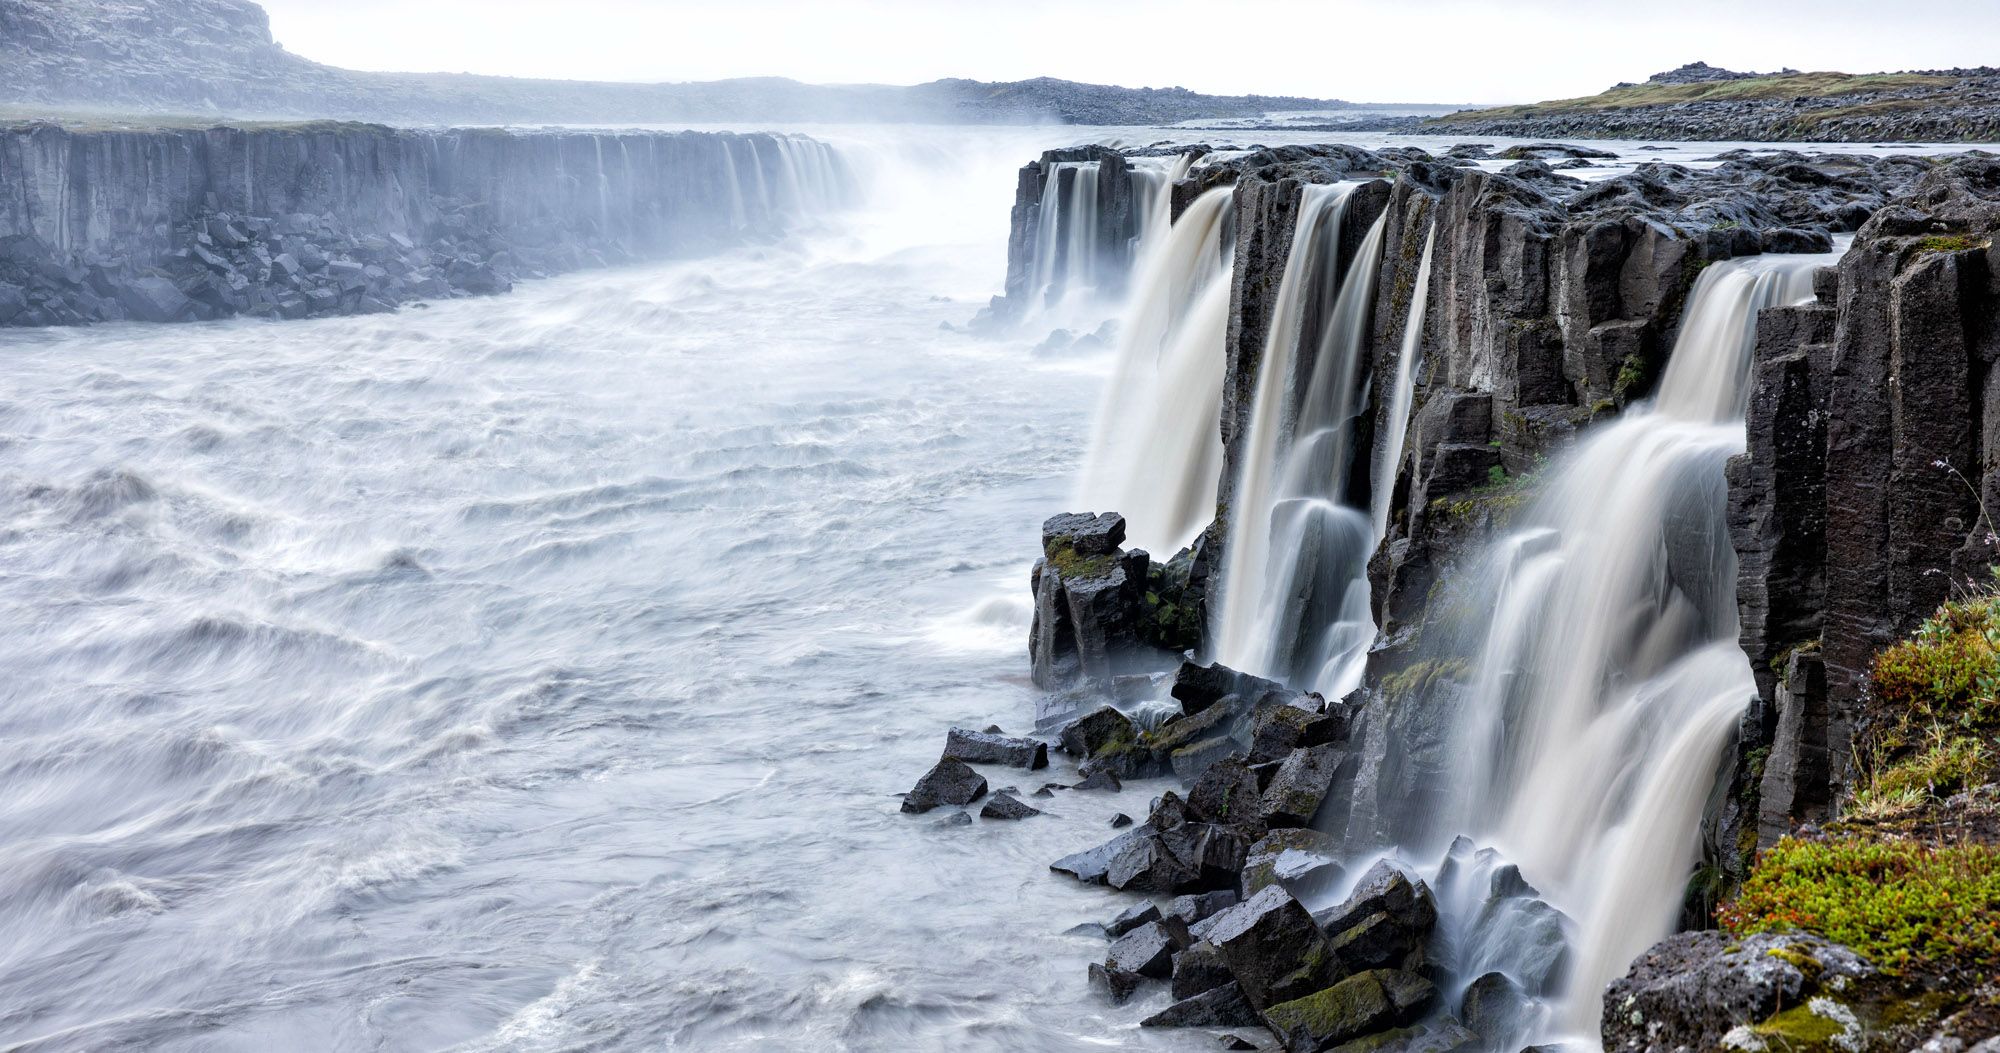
(1412, 250, 1832, 1044)
(1075, 184, 1235, 554)
(1126, 154, 1197, 266)
(1214, 184, 1387, 696)
(1370, 226, 1436, 542)
(1028, 161, 1102, 308)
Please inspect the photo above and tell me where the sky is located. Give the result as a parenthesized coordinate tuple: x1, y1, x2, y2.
(256, 0, 2000, 106)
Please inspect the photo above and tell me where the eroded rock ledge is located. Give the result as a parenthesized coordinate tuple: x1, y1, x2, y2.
(0, 122, 848, 326)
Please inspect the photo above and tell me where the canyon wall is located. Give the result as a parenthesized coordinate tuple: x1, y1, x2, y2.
(0, 122, 848, 325)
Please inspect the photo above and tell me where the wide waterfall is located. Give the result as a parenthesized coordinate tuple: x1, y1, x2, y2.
(1407, 249, 1834, 1045)
(1214, 184, 1387, 696)
(1074, 184, 1234, 554)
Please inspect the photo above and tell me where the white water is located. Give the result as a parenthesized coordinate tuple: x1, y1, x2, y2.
(1422, 251, 1831, 1043)
(1370, 226, 1436, 542)
(1027, 161, 1102, 312)
(1214, 186, 1387, 696)
(1074, 184, 1233, 555)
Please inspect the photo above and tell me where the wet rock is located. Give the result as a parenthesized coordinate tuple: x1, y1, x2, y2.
(1104, 918, 1186, 986)
(1073, 770, 1123, 792)
(1240, 829, 1344, 899)
(1166, 890, 1240, 927)
(1172, 939, 1235, 999)
(934, 810, 972, 827)
(1262, 969, 1435, 1052)
(1088, 961, 1143, 1004)
(900, 757, 988, 814)
(1142, 981, 1261, 1028)
(1201, 885, 1340, 1010)
(1110, 812, 1133, 827)
(1060, 706, 1138, 759)
(1249, 702, 1347, 765)
(1030, 512, 1161, 690)
(979, 791, 1040, 820)
(1261, 745, 1345, 827)
(1328, 1022, 1478, 1053)
(1601, 931, 1872, 1052)
(1171, 660, 1289, 715)
(1105, 901, 1163, 939)
(1189, 756, 1265, 828)
(1460, 971, 1527, 1043)
(1219, 1035, 1261, 1051)
(1314, 859, 1438, 935)
(945, 727, 1049, 769)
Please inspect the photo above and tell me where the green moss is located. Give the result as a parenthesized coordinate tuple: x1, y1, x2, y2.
(1764, 943, 1824, 980)
(1043, 541, 1117, 580)
(1913, 234, 1989, 254)
(1720, 837, 2000, 976)
(1752, 1002, 1846, 1047)
(1612, 352, 1651, 403)
(1379, 657, 1471, 699)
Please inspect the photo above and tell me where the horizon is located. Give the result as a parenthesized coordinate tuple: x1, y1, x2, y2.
(255, 0, 2000, 107)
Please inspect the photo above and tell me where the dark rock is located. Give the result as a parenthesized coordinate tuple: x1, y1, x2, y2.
(1241, 829, 1344, 899)
(1088, 961, 1143, 1004)
(1171, 660, 1289, 715)
(1249, 702, 1347, 765)
(1172, 939, 1236, 999)
(1261, 745, 1345, 827)
(1106, 901, 1163, 939)
(1262, 969, 1434, 1052)
(1059, 706, 1138, 759)
(1031, 513, 1161, 690)
(1201, 885, 1340, 1009)
(1460, 971, 1527, 1043)
(1166, 890, 1240, 927)
(1189, 756, 1265, 828)
(900, 757, 988, 814)
(1106, 919, 1184, 981)
(1073, 770, 1123, 792)
(934, 810, 972, 827)
(1110, 812, 1133, 827)
(1313, 859, 1438, 938)
(1601, 931, 1872, 1052)
(979, 791, 1039, 820)
(1142, 981, 1260, 1028)
(945, 727, 1049, 769)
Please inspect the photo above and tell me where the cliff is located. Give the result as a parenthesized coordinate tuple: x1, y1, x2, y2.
(0, 121, 847, 326)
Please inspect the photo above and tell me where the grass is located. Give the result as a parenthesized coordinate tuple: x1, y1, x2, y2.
(1914, 234, 1991, 254)
(1428, 71, 1954, 125)
(1719, 837, 2000, 976)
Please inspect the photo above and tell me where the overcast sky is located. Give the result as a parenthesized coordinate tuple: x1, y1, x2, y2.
(255, 0, 2000, 105)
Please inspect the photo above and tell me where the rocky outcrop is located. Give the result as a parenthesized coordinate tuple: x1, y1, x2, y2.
(0, 122, 848, 326)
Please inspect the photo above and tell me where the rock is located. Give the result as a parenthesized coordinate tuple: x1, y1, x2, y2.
(1189, 756, 1265, 828)
(1059, 706, 1138, 758)
(1088, 961, 1143, 1004)
(934, 810, 972, 827)
(1601, 931, 1873, 1052)
(1110, 812, 1133, 827)
(1171, 939, 1236, 999)
(1262, 970, 1434, 1052)
(1171, 660, 1289, 715)
(115, 275, 193, 323)
(1074, 770, 1123, 792)
(1105, 901, 1162, 939)
(1219, 1035, 1261, 1051)
(1249, 702, 1347, 765)
(1142, 981, 1260, 1028)
(1106, 918, 1185, 981)
(1460, 971, 1527, 1043)
(1328, 1022, 1478, 1053)
(945, 727, 1048, 769)
(979, 791, 1039, 820)
(0, 281, 25, 322)
(1200, 885, 1340, 1010)
(1261, 745, 1345, 827)
(900, 757, 988, 813)
(1166, 890, 1240, 927)
(1030, 512, 1159, 690)
(1240, 829, 1344, 899)
(1314, 859, 1438, 937)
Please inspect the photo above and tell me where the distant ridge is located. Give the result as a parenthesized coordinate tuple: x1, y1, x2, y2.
(0, 0, 1354, 125)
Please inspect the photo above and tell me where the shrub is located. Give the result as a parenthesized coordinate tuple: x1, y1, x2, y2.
(1719, 837, 2000, 976)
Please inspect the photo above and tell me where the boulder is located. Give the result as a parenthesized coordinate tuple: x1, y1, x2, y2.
(900, 757, 988, 814)
(1088, 961, 1143, 1004)
(1262, 969, 1434, 1052)
(1261, 745, 1345, 827)
(1171, 660, 1289, 715)
(1249, 702, 1348, 765)
(1142, 981, 1261, 1028)
(1601, 931, 1872, 1052)
(116, 275, 193, 322)
(1030, 512, 1158, 690)
(1240, 829, 1344, 899)
(1165, 890, 1240, 927)
(945, 727, 1049, 769)
(1059, 706, 1137, 759)
(1171, 939, 1235, 999)
(1460, 971, 1527, 1045)
(1189, 756, 1266, 828)
(1201, 885, 1341, 1010)
(979, 791, 1039, 820)
(1105, 901, 1162, 939)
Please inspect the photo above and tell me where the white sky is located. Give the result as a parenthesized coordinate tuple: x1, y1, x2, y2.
(256, 0, 2000, 106)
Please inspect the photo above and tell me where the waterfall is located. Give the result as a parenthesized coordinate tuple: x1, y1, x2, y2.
(1410, 250, 1833, 1044)
(1370, 226, 1435, 542)
(1075, 184, 1234, 555)
(1214, 184, 1387, 696)
(1028, 161, 1102, 309)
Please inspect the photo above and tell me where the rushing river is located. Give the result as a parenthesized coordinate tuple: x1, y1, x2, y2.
(0, 126, 1970, 1051)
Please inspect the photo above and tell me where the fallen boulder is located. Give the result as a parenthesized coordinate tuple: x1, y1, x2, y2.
(944, 727, 1049, 769)
(901, 757, 988, 814)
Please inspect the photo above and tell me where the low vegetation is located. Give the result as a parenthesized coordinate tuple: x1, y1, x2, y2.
(1429, 71, 1953, 125)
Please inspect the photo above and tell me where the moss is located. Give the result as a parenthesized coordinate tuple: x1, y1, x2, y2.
(1613, 351, 1652, 402)
(1914, 234, 1987, 254)
(1751, 1002, 1847, 1047)
(1764, 943, 1824, 981)
(1719, 836, 2000, 976)
(1861, 588, 2000, 804)
(1379, 657, 1471, 699)
(1043, 540, 1117, 580)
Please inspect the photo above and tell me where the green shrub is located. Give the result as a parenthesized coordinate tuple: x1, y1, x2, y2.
(1720, 837, 2000, 976)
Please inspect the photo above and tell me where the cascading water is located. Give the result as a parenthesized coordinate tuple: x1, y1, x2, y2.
(1074, 184, 1234, 555)
(1405, 248, 1836, 1045)
(1214, 184, 1387, 695)
(1029, 162, 1102, 309)
(1370, 226, 1435, 542)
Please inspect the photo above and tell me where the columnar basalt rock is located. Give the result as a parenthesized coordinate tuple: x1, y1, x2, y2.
(0, 122, 847, 326)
